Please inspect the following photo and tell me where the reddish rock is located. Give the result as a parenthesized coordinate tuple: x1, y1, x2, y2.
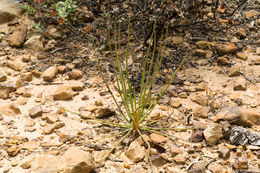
(69, 69, 83, 79)
(245, 10, 259, 18)
(215, 42, 238, 54)
(193, 106, 210, 118)
(150, 133, 167, 144)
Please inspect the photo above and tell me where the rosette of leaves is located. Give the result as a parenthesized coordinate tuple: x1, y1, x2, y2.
(63, 15, 189, 164)
(52, 0, 77, 19)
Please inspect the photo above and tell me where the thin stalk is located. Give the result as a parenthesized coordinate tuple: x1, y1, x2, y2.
(91, 129, 130, 142)
(104, 129, 132, 160)
(114, 23, 131, 119)
(137, 129, 152, 167)
(140, 50, 189, 123)
(124, 17, 135, 117)
(140, 126, 176, 141)
(96, 61, 130, 122)
(107, 20, 131, 122)
(62, 107, 129, 127)
(138, 23, 158, 120)
(138, 24, 167, 120)
(137, 23, 156, 113)
(141, 125, 195, 131)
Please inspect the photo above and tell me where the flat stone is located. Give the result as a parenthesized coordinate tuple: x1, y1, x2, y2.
(42, 113, 59, 124)
(22, 141, 39, 152)
(28, 105, 42, 118)
(64, 80, 85, 91)
(94, 106, 115, 118)
(208, 162, 223, 173)
(150, 154, 167, 167)
(53, 86, 74, 100)
(150, 133, 167, 144)
(190, 92, 208, 106)
(60, 147, 94, 173)
(6, 145, 21, 156)
(24, 119, 35, 127)
(170, 146, 183, 157)
(7, 59, 25, 71)
(252, 56, 260, 65)
(171, 100, 182, 108)
(193, 106, 210, 118)
(194, 49, 206, 57)
(20, 72, 33, 82)
(218, 145, 230, 159)
(42, 124, 55, 135)
(236, 52, 247, 60)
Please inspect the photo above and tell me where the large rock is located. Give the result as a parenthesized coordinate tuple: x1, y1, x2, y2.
(0, 0, 24, 25)
(60, 147, 94, 173)
(24, 35, 44, 51)
(0, 103, 21, 116)
(7, 59, 25, 71)
(23, 147, 94, 173)
(53, 86, 74, 100)
(203, 123, 223, 145)
(214, 107, 260, 127)
(8, 25, 27, 47)
(0, 83, 16, 99)
(126, 140, 145, 162)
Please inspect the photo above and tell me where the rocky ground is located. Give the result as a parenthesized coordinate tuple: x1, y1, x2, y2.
(0, 0, 260, 173)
